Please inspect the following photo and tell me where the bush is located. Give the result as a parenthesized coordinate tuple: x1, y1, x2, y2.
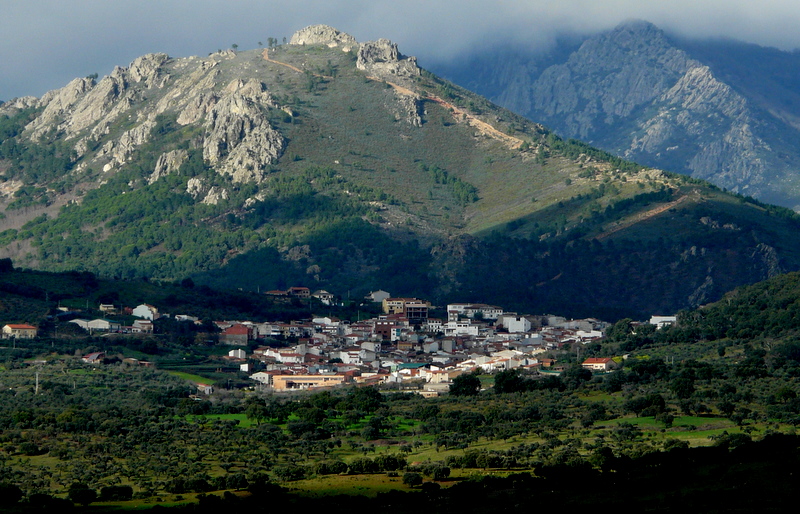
(99, 485, 133, 501)
(432, 466, 451, 481)
(402, 472, 423, 487)
(273, 464, 306, 482)
(315, 460, 348, 475)
(68, 483, 97, 506)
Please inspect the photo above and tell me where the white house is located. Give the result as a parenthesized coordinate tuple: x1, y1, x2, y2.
(582, 357, 616, 371)
(425, 318, 444, 333)
(228, 349, 247, 359)
(502, 315, 532, 333)
(312, 290, 335, 305)
(444, 320, 480, 336)
(365, 290, 391, 303)
(650, 315, 677, 329)
(132, 304, 160, 320)
(98, 304, 117, 314)
(132, 320, 154, 333)
(250, 371, 272, 385)
(2, 323, 38, 339)
(360, 341, 381, 353)
(447, 303, 503, 321)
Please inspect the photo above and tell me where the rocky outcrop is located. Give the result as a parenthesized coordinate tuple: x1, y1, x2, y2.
(688, 275, 715, 308)
(27, 53, 170, 144)
(357, 39, 420, 84)
(751, 243, 784, 280)
(149, 149, 188, 184)
(186, 177, 206, 199)
(0, 96, 39, 111)
(98, 120, 156, 171)
(26, 77, 96, 139)
(12, 47, 286, 187)
(290, 25, 357, 51)
(202, 79, 285, 183)
(392, 94, 424, 127)
(201, 186, 229, 205)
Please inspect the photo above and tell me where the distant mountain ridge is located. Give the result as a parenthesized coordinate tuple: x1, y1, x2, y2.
(4, 25, 800, 319)
(432, 20, 800, 209)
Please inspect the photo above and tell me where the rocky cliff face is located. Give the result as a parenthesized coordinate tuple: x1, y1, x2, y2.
(433, 20, 800, 209)
(2, 49, 287, 189)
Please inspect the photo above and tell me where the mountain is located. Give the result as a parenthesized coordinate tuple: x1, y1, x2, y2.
(3, 25, 800, 320)
(431, 20, 800, 210)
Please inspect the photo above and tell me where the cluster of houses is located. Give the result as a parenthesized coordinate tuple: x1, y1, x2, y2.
(1, 284, 676, 397)
(2, 303, 168, 340)
(208, 290, 675, 396)
(60, 303, 163, 334)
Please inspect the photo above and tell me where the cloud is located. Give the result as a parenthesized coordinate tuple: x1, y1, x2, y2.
(2, 0, 800, 100)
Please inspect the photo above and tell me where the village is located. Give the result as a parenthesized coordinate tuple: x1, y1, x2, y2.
(1, 286, 677, 396)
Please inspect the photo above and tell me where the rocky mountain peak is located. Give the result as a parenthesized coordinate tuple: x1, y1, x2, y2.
(607, 19, 664, 43)
(290, 25, 358, 51)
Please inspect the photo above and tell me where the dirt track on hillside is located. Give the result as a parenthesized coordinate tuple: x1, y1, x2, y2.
(595, 194, 691, 240)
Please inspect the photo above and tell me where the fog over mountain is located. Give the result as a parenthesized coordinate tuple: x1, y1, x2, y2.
(3, 0, 800, 101)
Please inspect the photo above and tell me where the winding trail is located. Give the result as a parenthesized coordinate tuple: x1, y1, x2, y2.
(262, 49, 333, 79)
(376, 77, 525, 150)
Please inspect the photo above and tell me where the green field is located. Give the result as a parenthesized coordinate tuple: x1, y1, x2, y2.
(167, 370, 216, 384)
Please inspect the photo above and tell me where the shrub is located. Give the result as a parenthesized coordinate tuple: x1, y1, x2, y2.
(402, 472, 423, 487)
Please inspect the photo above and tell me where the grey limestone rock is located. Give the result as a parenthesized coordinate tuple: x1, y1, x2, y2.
(201, 186, 229, 205)
(149, 149, 189, 184)
(290, 25, 357, 51)
(202, 79, 285, 183)
(186, 177, 206, 199)
(356, 39, 420, 82)
(98, 119, 156, 170)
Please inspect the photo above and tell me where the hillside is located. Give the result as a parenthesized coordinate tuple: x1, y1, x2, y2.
(0, 260, 322, 328)
(3, 25, 800, 319)
(432, 20, 800, 209)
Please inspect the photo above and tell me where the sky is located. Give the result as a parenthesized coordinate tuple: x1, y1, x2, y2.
(3, 0, 800, 101)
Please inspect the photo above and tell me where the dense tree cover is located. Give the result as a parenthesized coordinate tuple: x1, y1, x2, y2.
(449, 192, 800, 320)
(4, 433, 800, 512)
(673, 271, 800, 344)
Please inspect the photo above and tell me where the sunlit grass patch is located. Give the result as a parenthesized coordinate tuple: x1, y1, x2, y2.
(167, 370, 216, 384)
(185, 413, 255, 427)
